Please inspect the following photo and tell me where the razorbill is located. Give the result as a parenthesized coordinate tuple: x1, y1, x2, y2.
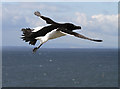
(21, 11, 102, 53)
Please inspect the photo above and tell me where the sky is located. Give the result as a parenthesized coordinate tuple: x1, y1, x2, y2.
(1, 2, 118, 48)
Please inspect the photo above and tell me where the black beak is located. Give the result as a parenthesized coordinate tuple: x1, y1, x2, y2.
(75, 26, 81, 29)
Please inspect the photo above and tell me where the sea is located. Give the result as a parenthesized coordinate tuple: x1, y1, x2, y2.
(2, 47, 118, 87)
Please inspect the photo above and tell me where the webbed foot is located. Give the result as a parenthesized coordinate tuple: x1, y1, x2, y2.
(33, 47, 38, 53)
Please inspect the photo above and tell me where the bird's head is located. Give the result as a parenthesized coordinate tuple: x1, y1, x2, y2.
(65, 23, 81, 31)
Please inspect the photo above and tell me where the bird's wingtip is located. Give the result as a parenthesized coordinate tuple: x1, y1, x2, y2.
(34, 11, 41, 17)
(93, 39, 103, 42)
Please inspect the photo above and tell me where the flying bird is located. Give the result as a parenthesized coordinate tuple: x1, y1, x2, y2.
(21, 11, 102, 53)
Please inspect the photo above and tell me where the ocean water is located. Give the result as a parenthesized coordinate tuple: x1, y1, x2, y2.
(2, 47, 118, 87)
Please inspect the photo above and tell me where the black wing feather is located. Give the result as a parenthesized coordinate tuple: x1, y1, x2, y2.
(59, 28, 103, 42)
(32, 24, 58, 37)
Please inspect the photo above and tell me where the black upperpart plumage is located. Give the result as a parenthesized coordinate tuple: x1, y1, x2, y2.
(61, 23, 81, 31)
(21, 11, 103, 47)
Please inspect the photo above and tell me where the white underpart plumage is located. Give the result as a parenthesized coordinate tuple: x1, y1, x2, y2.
(32, 26, 43, 32)
(33, 26, 66, 44)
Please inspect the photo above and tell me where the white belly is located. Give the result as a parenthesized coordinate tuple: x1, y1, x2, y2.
(47, 30, 66, 39)
(35, 29, 66, 43)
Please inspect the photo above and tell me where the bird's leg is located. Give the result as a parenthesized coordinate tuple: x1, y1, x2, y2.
(33, 43, 43, 53)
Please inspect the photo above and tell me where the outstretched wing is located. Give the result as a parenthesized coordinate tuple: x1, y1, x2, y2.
(34, 11, 57, 24)
(59, 28, 103, 42)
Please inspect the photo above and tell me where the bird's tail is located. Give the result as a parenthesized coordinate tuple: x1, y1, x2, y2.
(21, 28, 37, 45)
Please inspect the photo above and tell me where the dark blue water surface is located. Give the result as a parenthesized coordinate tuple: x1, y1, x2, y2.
(2, 47, 118, 87)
